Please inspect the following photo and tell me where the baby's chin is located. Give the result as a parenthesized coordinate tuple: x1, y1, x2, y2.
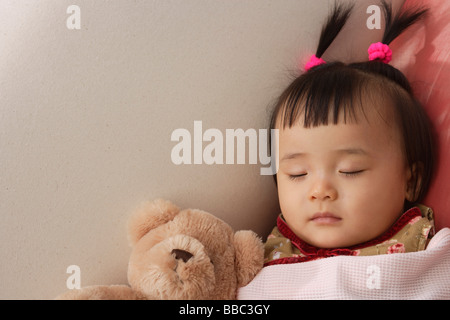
(302, 233, 369, 249)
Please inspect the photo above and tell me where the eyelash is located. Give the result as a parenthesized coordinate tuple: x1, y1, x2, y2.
(288, 170, 365, 180)
(339, 170, 365, 177)
(288, 173, 307, 181)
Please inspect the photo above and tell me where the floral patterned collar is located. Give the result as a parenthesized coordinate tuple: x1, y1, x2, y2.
(264, 205, 434, 267)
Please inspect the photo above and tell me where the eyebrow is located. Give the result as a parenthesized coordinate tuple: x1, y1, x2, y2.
(335, 148, 369, 156)
(280, 148, 369, 162)
(280, 152, 306, 162)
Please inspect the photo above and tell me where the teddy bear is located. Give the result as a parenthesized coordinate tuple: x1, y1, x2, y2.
(56, 199, 264, 300)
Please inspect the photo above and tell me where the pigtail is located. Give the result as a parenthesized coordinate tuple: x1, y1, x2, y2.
(380, 0, 428, 45)
(350, 1, 428, 93)
(305, 3, 353, 71)
(315, 3, 354, 58)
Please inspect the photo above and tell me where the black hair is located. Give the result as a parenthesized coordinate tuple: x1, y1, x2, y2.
(270, 1, 434, 207)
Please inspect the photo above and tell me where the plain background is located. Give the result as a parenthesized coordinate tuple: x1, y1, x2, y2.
(0, 0, 412, 299)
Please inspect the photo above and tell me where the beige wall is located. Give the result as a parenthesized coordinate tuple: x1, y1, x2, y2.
(0, 0, 403, 299)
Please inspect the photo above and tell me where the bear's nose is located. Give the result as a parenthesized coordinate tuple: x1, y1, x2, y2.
(171, 249, 194, 263)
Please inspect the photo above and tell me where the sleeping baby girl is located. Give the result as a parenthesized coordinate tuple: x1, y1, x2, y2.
(238, 1, 450, 299)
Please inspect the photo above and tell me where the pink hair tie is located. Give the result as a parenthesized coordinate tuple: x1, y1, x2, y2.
(368, 42, 392, 63)
(304, 55, 326, 71)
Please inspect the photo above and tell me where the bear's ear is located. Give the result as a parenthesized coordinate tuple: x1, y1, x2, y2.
(233, 230, 264, 287)
(127, 199, 180, 247)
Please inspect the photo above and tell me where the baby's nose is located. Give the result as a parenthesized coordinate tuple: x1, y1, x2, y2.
(171, 249, 194, 263)
(309, 178, 338, 201)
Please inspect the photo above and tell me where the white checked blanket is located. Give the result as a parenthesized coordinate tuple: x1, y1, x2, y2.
(238, 228, 450, 300)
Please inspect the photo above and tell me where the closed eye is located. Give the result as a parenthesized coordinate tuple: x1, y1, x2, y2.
(339, 170, 365, 177)
(289, 173, 307, 180)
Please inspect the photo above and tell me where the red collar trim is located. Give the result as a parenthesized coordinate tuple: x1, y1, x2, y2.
(265, 207, 422, 266)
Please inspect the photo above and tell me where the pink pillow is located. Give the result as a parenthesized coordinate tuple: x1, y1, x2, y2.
(392, 0, 450, 231)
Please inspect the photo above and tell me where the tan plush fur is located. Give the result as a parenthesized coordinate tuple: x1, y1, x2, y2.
(56, 199, 264, 300)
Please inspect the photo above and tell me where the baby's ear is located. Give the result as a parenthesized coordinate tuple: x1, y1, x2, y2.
(405, 162, 423, 202)
(127, 199, 180, 247)
(234, 230, 264, 287)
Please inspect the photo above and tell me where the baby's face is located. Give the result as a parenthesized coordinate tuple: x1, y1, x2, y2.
(276, 106, 412, 248)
